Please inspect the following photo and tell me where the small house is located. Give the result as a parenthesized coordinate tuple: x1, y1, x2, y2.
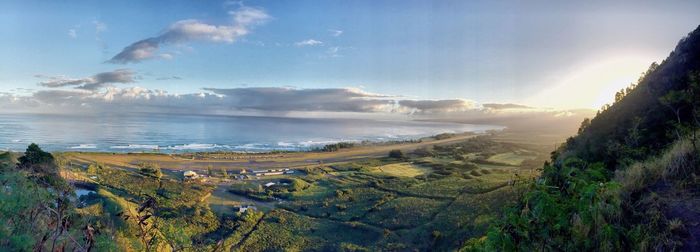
(238, 205, 257, 213)
(183, 170, 199, 180)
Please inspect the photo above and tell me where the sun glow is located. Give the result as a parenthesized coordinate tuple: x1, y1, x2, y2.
(528, 54, 660, 109)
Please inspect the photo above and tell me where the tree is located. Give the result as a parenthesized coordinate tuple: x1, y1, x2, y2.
(388, 149, 404, 159)
(659, 90, 690, 139)
(578, 118, 591, 135)
(290, 178, 310, 192)
(220, 167, 229, 179)
(139, 162, 163, 179)
(18, 143, 55, 171)
(16, 144, 65, 188)
(87, 163, 100, 174)
(160, 219, 192, 251)
(206, 164, 213, 176)
(118, 196, 160, 251)
(615, 89, 625, 103)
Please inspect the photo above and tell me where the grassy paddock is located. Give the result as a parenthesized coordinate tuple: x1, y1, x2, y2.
(368, 162, 431, 177)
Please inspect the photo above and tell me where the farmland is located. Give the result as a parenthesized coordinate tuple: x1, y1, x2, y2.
(50, 132, 551, 250)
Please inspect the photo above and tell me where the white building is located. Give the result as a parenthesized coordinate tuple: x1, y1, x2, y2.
(238, 205, 257, 213)
(183, 170, 199, 179)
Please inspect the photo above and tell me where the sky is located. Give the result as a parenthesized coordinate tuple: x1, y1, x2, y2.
(0, 0, 699, 117)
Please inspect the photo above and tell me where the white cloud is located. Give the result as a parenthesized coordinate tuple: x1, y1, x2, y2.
(295, 39, 323, 47)
(326, 46, 341, 57)
(68, 29, 77, 38)
(159, 53, 174, 60)
(329, 29, 343, 37)
(155, 76, 182, 81)
(93, 20, 107, 33)
(109, 6, 269, 64)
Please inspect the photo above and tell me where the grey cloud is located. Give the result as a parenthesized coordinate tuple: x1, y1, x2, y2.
(0, 85, 595, 135)
(482, 103, 534, 110)
(1, 87, 394, 114)
(203, 87, 393, 112)
(37, 69, 136, 90)
(398, 99, 476, 114)
(109, 7, 269, 64)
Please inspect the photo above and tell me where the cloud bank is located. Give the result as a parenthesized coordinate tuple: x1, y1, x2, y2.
(36, 69, 136, 90)
(109, 6, 269, 63)
(398, 99, 477, 114)
(1, 84, 592, 125)
(203, 87, 392, 112)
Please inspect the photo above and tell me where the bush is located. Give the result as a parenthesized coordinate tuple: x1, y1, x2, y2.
(388, 149, 404, 159)
(321, 142, 355, 152)
(289, 178, 310, 192)
(138, 162, 162, 178)
(476, 159, 624, 251)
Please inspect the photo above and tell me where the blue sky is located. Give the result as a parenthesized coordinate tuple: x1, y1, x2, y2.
(1, 0, 700, 112)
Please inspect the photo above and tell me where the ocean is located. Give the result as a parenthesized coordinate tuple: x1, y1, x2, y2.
(0, 113, 503, 152)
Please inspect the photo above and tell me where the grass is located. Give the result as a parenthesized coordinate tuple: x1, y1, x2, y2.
(235, 209, 384, 251)
(363, 197, 447, 229)
(57, 133, 550, 250)
(368, 162, 431, 177)
(615, 138, 697, 194)
(485, 151, 536, 166)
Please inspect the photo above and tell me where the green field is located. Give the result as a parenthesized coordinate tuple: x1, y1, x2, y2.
(485, 151, 537, 165)
(49, 135, 548, 250)
(368, 162, 431, 177)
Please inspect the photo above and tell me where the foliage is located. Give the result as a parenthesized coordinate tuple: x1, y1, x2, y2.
(1, 144, 110, 251)
(138, 161, 163, 179)
(469, 159, 624, 251)
(469, 25, 700, 251)
(17, 143, 54, 168)
(388, 149, 404, 159)
(320, 142, 355, 152)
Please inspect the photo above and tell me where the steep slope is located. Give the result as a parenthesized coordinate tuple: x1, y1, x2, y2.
(567, 24, 700, 168)
(464, 25, 700, 251)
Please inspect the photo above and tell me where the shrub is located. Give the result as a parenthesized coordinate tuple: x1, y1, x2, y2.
(138, 162, 162, 179)
(289, 178, 310, 192)
(388, 149, 404, 159)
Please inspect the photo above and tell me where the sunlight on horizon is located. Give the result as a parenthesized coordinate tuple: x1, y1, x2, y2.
(528, 54, 660, 110)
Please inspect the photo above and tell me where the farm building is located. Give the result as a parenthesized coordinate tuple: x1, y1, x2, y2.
(183, 170, 199, 179)
(251, 168, 295, 176)
(237, 205, 257, 213)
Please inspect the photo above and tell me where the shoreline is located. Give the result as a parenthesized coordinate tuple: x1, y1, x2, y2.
(7, 131, 491, 156)
(55, 132, 489, 172)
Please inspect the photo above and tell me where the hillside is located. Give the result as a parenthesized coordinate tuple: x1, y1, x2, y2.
(465, 25, 700, 251)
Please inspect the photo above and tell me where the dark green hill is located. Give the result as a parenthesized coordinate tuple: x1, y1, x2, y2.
(568, 24, 700, 168)
(464, 25, 700, 251)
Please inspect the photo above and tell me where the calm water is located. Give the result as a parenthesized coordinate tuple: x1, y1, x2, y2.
(0, 113, 502, 152)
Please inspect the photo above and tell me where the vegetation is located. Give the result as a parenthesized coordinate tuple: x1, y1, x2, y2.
(388, 149, 405, 159)
(466, 24, 700, 251)
(0, 146, 111, 251)
(320, 142, 355, 152)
